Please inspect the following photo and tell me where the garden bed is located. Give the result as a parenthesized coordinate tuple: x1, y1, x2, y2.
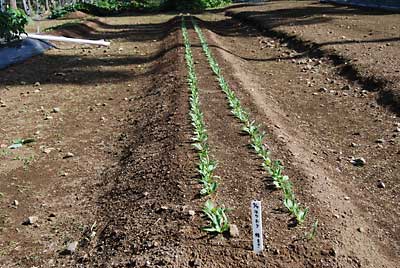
(0, 6, 399, 268)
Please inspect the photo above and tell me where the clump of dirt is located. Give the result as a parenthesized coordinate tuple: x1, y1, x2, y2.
(62, 11, 90, 20)
(50, 23, 96, 38)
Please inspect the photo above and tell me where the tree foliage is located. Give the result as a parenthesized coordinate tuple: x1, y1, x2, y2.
(165, 0, 231, 11)
(49, 0, 232, 18)
(0, 8, 28, 42)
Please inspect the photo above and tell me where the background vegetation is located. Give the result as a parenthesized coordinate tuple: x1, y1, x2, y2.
(0, 8, 28, 42)
(0, 0, 232, 42)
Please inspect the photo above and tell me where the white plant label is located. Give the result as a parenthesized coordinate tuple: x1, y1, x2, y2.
(251, 200, 263, 254)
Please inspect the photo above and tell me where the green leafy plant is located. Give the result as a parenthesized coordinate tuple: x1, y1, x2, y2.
(202, 200, 230, 233)
(306, 220, 319, 240)
(13, 155, 35, 170)
(8, 138, 35, 149)
(49, 4, 80, 19)
(183, 17, 220, 197)
(182, 16, 230, 233)
(0, 149, 11, 157)
(200, 180, 218, 196)
(0, 8, 28, 42)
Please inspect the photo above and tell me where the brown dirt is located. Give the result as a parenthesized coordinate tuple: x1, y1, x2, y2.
(193, 8, 400, 267)
(62, 11, 90, 20)
(0, 4, 399, 268)
(226, 0, 400, 114)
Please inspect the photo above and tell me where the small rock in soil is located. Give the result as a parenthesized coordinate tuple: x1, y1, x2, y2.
(188, 210, 195, 216)
(319, 87, 328, 92)
(357, 227, 365, 233)
(156, 205, 168, 213)
(377, 181, 386, 188)
(321, 247, 336, 257)
(342, 85, 351, 90)
(23, 216, 38, 225)
(189, 258, 202, 267)
(65, 241, 78, 254)
(34, 82, 41, 87)
(43, 147, 55, 154)
(375, 138, 385, 144)
(229, 224, 240, 238)
(350, 157, 366, 166)
(12, 200, 19, 206)
(370, 103, 378, 108)
(44, 116, 53, 120)
(52, 107, 60, 113)
(63, 152, 74, 159)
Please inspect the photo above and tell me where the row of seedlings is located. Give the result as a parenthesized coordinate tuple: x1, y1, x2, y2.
(191, 17, 308, 225)
(181, 17, 230, 234)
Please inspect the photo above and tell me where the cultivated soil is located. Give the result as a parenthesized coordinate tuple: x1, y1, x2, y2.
(0, 2, 399, 267)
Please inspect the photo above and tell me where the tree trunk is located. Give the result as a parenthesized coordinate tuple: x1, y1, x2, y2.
(27, 0, 32, 12)
(22, 0, 31, 15)
(9, 0, 17, 9)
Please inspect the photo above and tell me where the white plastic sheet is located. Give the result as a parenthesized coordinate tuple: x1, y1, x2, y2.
(22, 33, 111, 46)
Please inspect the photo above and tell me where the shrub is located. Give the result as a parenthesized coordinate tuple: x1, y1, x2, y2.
(0, 8, 28, 43)
(48, 0, 232, 19)
(49, 4, 81, 19)
(165, 0, 231, 11)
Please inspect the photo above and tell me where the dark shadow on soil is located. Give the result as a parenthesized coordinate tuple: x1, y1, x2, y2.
(52, 16, 182, 42)
(222, 2, 397, 29)
(188, 11, 400, 115)
(189, 16, 400, 67)
(0, 16, 184, 87)
(223, 12, 400, 115)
